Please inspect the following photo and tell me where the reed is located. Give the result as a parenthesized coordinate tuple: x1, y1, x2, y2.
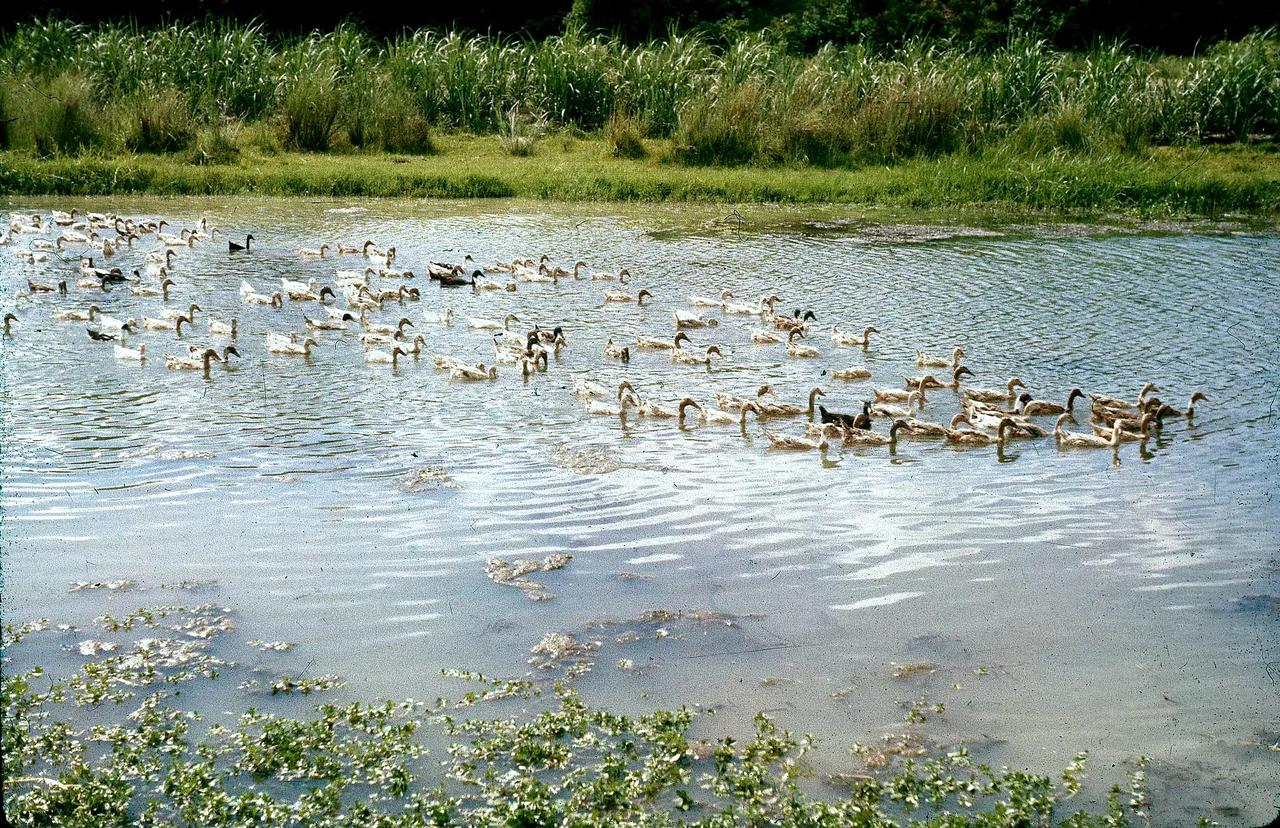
(0, 19, 1274, 165)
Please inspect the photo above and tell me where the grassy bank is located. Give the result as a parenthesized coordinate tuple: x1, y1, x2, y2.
(3, 138, 1278, 215)
(1, 19, 1277, 170)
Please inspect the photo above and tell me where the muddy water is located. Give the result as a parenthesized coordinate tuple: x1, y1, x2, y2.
(2, 199, 1277, 824)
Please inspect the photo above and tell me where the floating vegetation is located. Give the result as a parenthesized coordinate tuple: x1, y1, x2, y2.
(248, 639, 296, 652)
(398, 465, 461, 492)
(528, 631, 601, 670)
(484, 553, 572, 601)
(2, 606, 1182, 827)
(551, 441, 623, 474)
(891, 661, 939, 680)
(70, 579, 138, 592)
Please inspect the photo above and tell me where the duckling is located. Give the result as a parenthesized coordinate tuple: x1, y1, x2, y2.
(229, 234, 254, 253)
(1055, 413, 1125, 449)
(832, 325, 879, 348)
(113, 342, 146, 362)
(604, 288, 652, 304)
(164, 348, 222, 371)
(142, 314, 192, 334)
(916, 346, 965, 368)
(450, 363, 499, 381)
(831, 364, 872, 381)
(637, 331, 690, 350)
(761, 422, 840, 451)
(671, 344, 723, 366)
(673, 309, 718, 329)
(870, 391, 923, 419)
(678, 399, 758, 428)
(365, 346, 411, 366)
(298, 244, 330, 257)
(208, 318, 238, 338)
(55, 304, 101, 322)
(962, 377, 1026, 404)
(604, 338, 631, 363)
(757, 387, 825, 419)
(1019, 388, 1086, 416)
(785, 329, 820, 358)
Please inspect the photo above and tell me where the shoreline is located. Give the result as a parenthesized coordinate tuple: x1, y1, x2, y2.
(3, 137, 1278, 216)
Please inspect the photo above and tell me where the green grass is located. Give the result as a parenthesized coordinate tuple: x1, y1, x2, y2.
(2, 136, 1277, 216)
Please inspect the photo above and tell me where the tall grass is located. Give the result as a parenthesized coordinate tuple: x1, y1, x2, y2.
(0, 18, 1275, 164)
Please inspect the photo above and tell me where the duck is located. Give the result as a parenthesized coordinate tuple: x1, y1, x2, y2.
(962, 377, 1026, 404)
(335, 266, 376, 286)
(1154, 391, 1209, 419)
(870, 391, 923, 419)
(365, 316, 415, 337)
(305, 312, 358, 331)
(55, 304, 101, 322)
(424, 307, 455, 326)
(673, 309, 717, 329)
(87, 328, 121, 341)
(159, 303, 201, 323)
(873, 384, 928, 403)
(1091, 411, 1158, 442)
(144, 249, 178, 267)
(473, 274, 516, 292)
(336, 242, 362, 255)
(186, 344, 241, 365)
(916, 346, 965, 368)
(573, 378, 622, 399)
(906, 366, 974, 390)
(757, 387, 825, 419)
(691, 289, 734, 308)
(818, 401, 871, 431)
(97, 314, 136, 333)
(27, 278, 67, 295)
(772, 309, 817, 333)
(586, 392, 639, 416)
(945, 415, 1019, 446)
(142, 314, 192, 334)
(841, 419, 908, 448)
(831, 365, 872, 381)
(164, 348, 223, 371)
(467, 313, 519, 332)
(637, 331, 690, 351)
(208, 318, 238, 338)
(1055, 413, 1125, 449)
(750, 329, 786, 344)
(530, 325, 566, 346)
(604, 288, 652, 304)
(268, 334, 319, 356)
(785, 329, 820, 358)
(3, 313, 16, 336)
(671, 344, 723, 366)
(129, 276, 176, 300)
(1090, 382, 1159, 413)
(892, 415, 952, 437)
(678, 399, 758, 428)
(229, 234, 254, 253)
(450, 363, 499, 381)
(113, 342, 146, 362)
(761, 422, 840, 451)
(1019, 388, 1086, 416)
(365, 346, 411, 366)
(604, 338, 630, 363)
(240, 280, 284, 307)
(832, 325, 879, 348)
(716, 385, 773, 412)
(299, 244, 330, 257)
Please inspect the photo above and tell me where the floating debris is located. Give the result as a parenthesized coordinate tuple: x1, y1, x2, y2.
(76, 639, 118, 656)
(485, 554, 572, 601)
(759, 676, 797, 687)
(615, 571, 651, 581)
(248, 640, 296, 652)
(159, 579, 218, 591)
(616, 659, 635, 671)
(171, 612, 236, 639)
(552, 442, 622, 474)
(71, 579, 138, 592)
(399, 466, 461, 493)
(270, 674, 345, 695)
(639, 609, 732, 626)
(891, 662, 938, 680)
(528, 632, 600, 669)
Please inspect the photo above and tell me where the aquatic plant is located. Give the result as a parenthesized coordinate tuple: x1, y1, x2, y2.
(1, 607, 1210, 827)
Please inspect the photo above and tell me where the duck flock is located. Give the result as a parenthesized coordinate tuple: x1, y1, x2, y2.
(2, 208, 1209, 458)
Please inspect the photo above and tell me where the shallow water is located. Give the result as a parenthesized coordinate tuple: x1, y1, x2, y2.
(2, 198, 1278, 824)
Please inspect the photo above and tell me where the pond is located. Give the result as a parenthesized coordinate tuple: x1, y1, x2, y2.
(1, 198, 1277, 825)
